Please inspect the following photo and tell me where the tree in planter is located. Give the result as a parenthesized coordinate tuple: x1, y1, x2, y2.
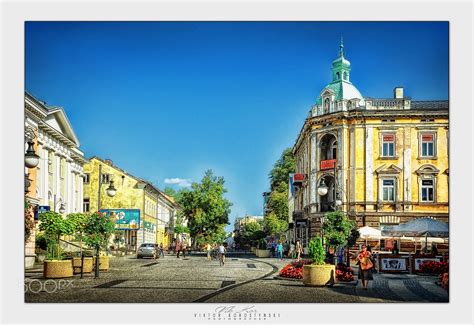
(321, 211, 357, 263)
(66, 213, 88, 256)
(83, 211, 115, 274)
(38, 211, 75, 260)
(308, 237, 326, 265)
(240, 220, 266, 248)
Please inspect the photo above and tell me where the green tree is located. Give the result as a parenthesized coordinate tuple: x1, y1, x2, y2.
(177, 170, 232, 246)
(240, 220, 266, 246)
(38, 211, 76, 260)
(269, 148, 296, 190)
(308, 237, 326, 265)
(163, 187, 180, 200)
(264, 212, 288, 236)
(66, 212, 88, 255)
(322, 211, 356, 249)
(267, 182, 289, 221)
(83, 211, 115, 252)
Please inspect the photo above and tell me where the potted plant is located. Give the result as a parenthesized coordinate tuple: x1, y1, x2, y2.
(255, 238, 270, 258)
(38, 211, 75, 278)
(302, 237, 335, 286)
(66, 213, 94, 273)
(84, 211, 115, 272)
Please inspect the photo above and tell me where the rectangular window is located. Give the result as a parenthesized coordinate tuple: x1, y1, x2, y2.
(382, 134, 395, 157)
(84, 173, 90, 184)
(101, 174, 110, 184)
(421, 134, 435, 157)
(83, 198, 90, 212)
(382, 179, 395, 201)
(421, 179, 434, 202)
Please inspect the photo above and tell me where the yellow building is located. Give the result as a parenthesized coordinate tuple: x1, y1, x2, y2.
(83, 157, 177, 250)
(291, 41, 448, 249)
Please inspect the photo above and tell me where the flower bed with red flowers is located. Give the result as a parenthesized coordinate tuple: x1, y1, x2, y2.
(336, 263, 354, 282)
(439, 273, 448, 289)
(278, 260, 312, 279)
(419, 261, 449, 274)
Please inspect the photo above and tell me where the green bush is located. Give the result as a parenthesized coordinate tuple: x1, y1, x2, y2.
(308, 237, 325, 265)
(35, 233, 48, 251)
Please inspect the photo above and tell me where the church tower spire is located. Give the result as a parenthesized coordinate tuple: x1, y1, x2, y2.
(331, 38, 351, 83)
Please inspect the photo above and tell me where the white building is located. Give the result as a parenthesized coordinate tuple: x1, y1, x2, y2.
(25, 92, 87, 214)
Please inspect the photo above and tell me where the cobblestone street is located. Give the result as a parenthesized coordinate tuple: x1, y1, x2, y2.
(25, 253, 448, 303)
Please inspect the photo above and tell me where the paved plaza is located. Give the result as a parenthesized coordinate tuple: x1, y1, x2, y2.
(24, 253, 448, 303)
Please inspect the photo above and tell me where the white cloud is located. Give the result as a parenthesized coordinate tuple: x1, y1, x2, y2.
(164, 178, 192, 187)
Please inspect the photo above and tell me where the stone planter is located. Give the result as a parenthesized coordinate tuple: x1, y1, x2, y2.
(255, 249, 271, 258)
(302, 264, 335, 286)
(25, 255, 36, 268)
(72, 257, 93, 273)
(43, 260, 74, 278)
(93, 256, 110, 271)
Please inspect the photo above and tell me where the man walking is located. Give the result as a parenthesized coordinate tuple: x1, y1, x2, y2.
(218, 242, 226, 266)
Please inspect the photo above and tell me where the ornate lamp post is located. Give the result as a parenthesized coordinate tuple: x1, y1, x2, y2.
(95, 163, 117, 278)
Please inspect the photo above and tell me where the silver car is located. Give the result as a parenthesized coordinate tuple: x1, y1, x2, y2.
(137, 243, 158, 259)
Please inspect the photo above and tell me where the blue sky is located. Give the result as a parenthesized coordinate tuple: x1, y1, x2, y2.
(25, 22, 448, 231)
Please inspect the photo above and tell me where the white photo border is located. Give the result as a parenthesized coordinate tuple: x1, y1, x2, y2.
(1, 0, 472, 324)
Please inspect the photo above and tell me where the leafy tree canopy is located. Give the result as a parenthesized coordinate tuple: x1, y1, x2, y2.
(176, 170, 232, 244)
(322, 211, 357, 249)
(267, 182, 289, 221)
(264, 212, 289, 236)
(240, 220, 266, 243)
(269, 148, 296, 190)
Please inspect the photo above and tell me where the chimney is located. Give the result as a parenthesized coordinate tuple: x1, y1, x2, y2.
(394, 87, 404, 99)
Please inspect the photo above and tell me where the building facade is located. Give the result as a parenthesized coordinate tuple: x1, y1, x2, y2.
(290, 42, 449, 249)
(25, 92, 87, 266)
(82, 157, 178, 250)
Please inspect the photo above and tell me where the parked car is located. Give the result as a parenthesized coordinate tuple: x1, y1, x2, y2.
(137, 243, 159, 259)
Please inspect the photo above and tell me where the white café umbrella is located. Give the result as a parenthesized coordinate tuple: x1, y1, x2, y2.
(358, 226, 382, 245)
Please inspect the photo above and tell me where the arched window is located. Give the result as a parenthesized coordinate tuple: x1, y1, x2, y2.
(324, 98, 330, 114)
(336, 72, 340, 80)
(343, 71, 348, 80)
(347, 100, 352, 109)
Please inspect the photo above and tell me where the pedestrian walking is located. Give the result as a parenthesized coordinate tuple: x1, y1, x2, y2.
(171, 240, 176, 255)
(356, 244, 374, 290)
(159, 243, 165, 258)
(276, 242, 284, 260)
(296, 240, 303, 261)
(289, 241, 295, 258)
(206, 243, 212, 261)
(176, 240, 182, 258)
(182, 241, 187, 258)
(218, 242, 226, 266)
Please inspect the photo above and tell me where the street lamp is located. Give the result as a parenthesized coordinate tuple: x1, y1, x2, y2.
(317, 179, 329, 196)
(25, 141, 40, 168)
(95, 163, 118, 278)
